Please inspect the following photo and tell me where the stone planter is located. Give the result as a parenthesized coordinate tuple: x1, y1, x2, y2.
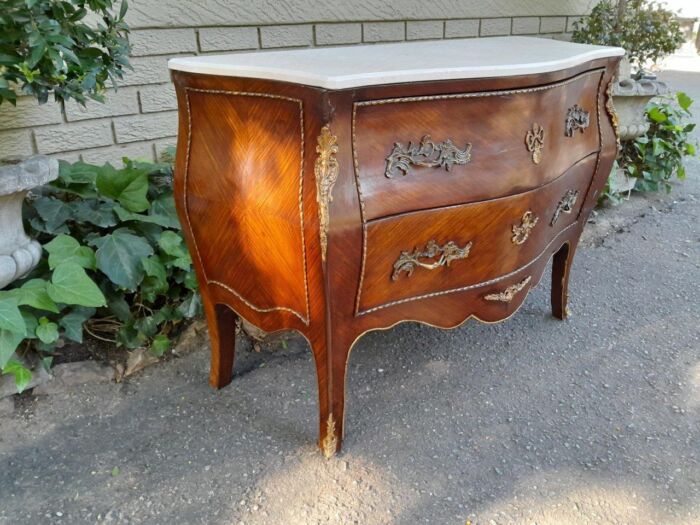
(0, 156, 58, 289)
(612, 78, 670, 141)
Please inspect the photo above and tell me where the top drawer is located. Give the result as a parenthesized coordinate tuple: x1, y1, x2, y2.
(353, 69, 603, 220)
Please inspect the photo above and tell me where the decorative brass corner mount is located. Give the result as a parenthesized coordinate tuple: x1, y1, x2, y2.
(525, 123, 545, 164)
(565, 104, 590, 136)
(484, 276, 532, 303)
(392, 239, 472, 281)
(315, 125, 340, 263)
(511, 211, 539, 245)
(605, 80, 621, 151)
(322, 414, 338, 459)
(385, 135, 472, 178)
(551, 189, 579, 226)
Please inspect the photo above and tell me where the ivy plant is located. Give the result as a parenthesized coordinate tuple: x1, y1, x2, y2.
(602, 92, 697, 203)
(0, 159, 202, 391)
(572, 0, 684, 77)
(0, 0, 130, 105)
(621, 92, 696, 192)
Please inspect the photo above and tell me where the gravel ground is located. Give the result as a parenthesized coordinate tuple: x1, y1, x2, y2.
(1, 69, 699, 525)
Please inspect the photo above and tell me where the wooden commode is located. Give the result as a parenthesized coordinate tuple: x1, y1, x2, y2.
(168, 36, 624, 457)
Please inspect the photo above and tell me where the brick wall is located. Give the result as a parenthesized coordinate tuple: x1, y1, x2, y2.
(0, 0, 592, 164)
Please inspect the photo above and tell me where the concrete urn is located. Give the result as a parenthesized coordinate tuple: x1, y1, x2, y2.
(0, 156, 58, 289)
(612, 78, 670, 141)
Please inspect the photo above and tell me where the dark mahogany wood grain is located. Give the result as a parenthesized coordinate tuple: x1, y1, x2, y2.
(171, 54, 621, 457)
(354, 69, 602, 220)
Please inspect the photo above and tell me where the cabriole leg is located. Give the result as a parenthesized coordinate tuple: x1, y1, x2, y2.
(204, 299, 237, 389)
(551, 242, 573, 320)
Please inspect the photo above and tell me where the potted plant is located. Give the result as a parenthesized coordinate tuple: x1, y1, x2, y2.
(572, 0, 685, 140)
(0, 0, 130, 289)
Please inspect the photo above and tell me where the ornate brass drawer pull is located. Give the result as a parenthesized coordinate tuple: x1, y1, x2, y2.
(511, 210, 538, 245)
(484, 276, 532, 303)
(551, 189, 579, 226)
(392, 239, 472, 281)
(565, 104, 590, 136)
(525, 123, 545, 164)
(385, 135, 472, 178)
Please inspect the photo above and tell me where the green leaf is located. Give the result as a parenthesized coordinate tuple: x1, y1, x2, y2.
(150, 334, 170, 357)
(0, 298, 25, 334)
(90, 229, 154, 290)
(69, 200, 117, 228)
(35, 317, 59, 344)
(677, 91, 692, 111)
(149, 194, 181, 228)
(647, 107, 667, 123)
(177, 292, 202, 319)
(96, 164, 150, 212)
(0, 329, 25, 369)
(111, 466, 120, 477)
(33, 197, 72, 232)
(17, 279, 59, 313)
(47, 263, 107, 307)
(114, 205, 175, 228)
(2, 359, 32, 393)
(158, 230, 188, 258)
(44, 235, 96, 270)
(59, 307, 95, 343)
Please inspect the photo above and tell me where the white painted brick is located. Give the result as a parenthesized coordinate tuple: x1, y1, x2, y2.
(125, 1, 592, 28)
(315, 23, 362, 45)
(199, 27, 259, 51)
(363, 22, 405, 43)
(139, 83, 177, 113)
(540, 17, 567, 33)
(552, 33, 573, 42)
(120, 55, 188, 87)
(407, 21, 443, 41)
(0, 97, 63, 130)
(512, 17, 540, 35)
(153, 136, 178, 160)
(567, 16, 584, 33)
(35, 121, 113, 155)
(50, 150, 82, 163)
(130, 29, 197, 56)
(113, 112, 179, 143)
(480, 18, 511, 36)
(64, 88, 139, 122)
(0, 129, 34, 159)
(445, 19, 479, 38)
(260, 25, 313, 48)
(81, 142, 155, 166)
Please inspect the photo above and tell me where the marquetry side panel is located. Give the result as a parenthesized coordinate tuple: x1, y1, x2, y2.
(183, 89, 310, 323)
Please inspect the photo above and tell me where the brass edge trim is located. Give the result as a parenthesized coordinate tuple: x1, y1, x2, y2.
(183, 88, 310, 325)
(605, 80, 621, 151)
(355, 68, 604, 107)
(575, 69, 607, 223)
(322, 414, 337, 459)
(315, 125, 340, 263)
(356, 221, 577, 316)
(352, 69, 603, 315)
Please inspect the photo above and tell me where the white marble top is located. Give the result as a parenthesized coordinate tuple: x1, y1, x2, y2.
(168, 37, 624, 90)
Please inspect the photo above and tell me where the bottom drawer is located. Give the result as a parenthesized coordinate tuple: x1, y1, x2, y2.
(356, 154, 596, 315)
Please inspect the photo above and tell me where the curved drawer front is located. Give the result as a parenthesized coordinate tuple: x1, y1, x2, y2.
(353, 69, 603, 221)
(356, 154, 597, 315)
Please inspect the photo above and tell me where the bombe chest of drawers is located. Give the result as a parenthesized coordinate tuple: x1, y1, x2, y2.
(169, 36, 623, 457)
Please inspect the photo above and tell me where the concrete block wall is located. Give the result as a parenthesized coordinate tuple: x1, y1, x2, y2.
(0, 0, 593, 165)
